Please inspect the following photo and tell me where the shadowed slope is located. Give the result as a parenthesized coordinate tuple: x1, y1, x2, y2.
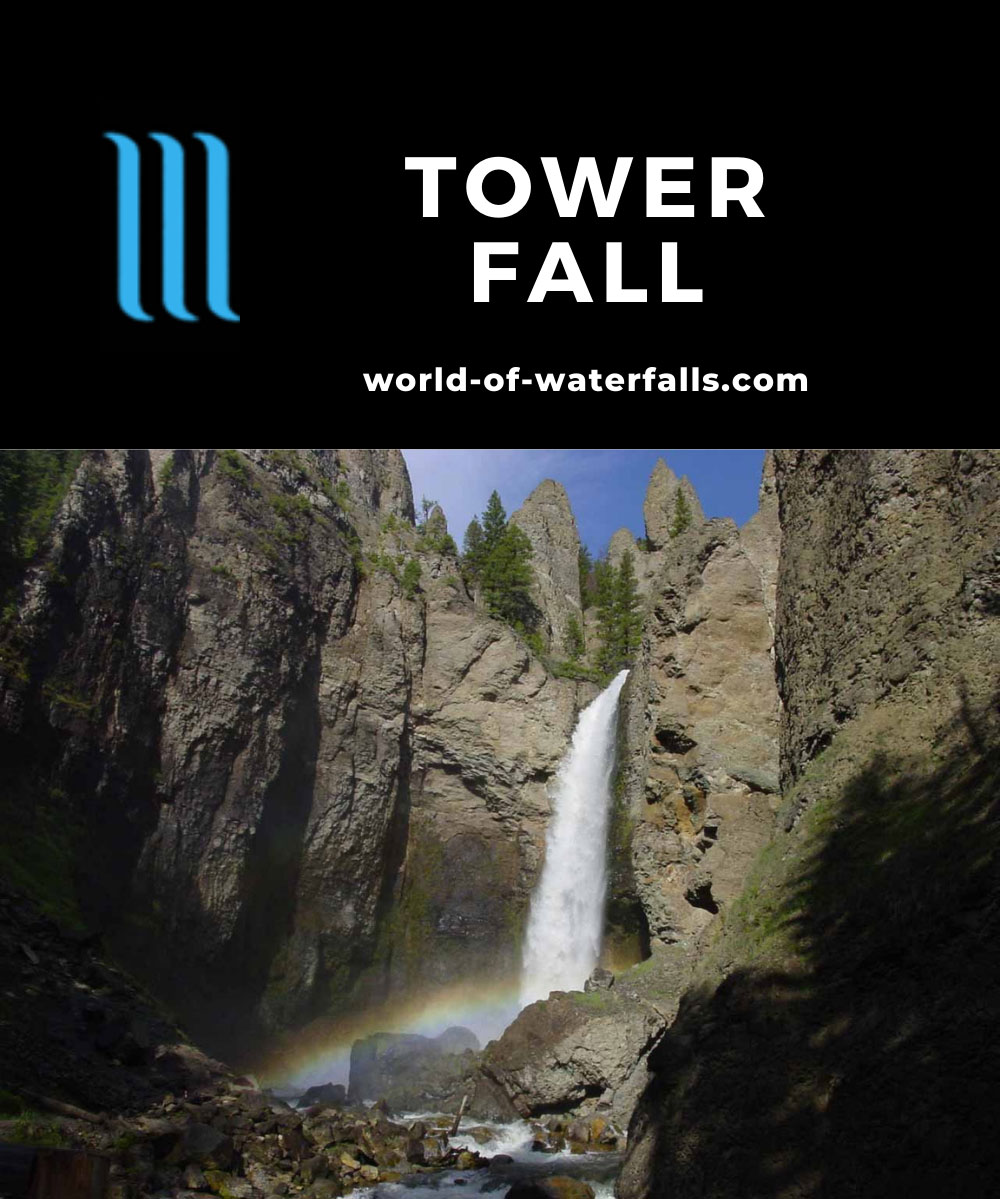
(619, 691, 1000, 1198)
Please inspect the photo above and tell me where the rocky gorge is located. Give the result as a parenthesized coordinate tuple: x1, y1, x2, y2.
(0, 448, 996, 1198)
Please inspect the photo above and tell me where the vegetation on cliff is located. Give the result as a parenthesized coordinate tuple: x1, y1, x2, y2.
(0, 450, 83, 614)
(594, 549, 642, 676)
(461, 490, 539, 631)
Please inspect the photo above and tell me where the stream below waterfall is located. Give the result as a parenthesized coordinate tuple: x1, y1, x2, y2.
(344, 1113, 620, 1197)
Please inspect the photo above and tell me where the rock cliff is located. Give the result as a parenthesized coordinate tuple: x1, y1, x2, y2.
(511, 480, 583, 655)
(613, 515, 780, 951)
(773, 448, 997, 796)
(0, 450, 587, 1068)
(596, 456, 781, 965)
(607, 528, 639, 570)
(642, 459, 704, 551)
(618, 449, 1000, 1199)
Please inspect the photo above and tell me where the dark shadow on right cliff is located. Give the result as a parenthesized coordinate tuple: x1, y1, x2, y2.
(621, 692, 1000, 1199)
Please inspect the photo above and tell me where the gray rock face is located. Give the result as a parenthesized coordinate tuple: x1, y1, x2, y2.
(392, 595, 590, 1002)
(511, 479, 583, 654)
(607, 527, 639, 569)
(642, 459, 705, 551)
(738, 449, 780, 630)
(617, 448, 1000, 1199)
(610, 512, 780, 951)
(0, 450, 586, 1063)
(773, 449, 1000, 793)
(478, 990, 665, 1124)
(338, 448, 416, 523)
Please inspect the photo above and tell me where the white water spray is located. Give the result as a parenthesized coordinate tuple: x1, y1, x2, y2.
(519, 669, 629, 1008)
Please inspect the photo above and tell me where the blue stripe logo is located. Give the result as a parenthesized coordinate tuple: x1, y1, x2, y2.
(104, 133, 239, 322)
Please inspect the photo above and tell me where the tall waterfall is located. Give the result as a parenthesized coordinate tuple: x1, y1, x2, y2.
(519, 669, 629, 1008)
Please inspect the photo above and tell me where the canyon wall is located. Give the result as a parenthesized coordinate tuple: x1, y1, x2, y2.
(618, 449, 1000, 1198)
(0, 450, 589, 1064)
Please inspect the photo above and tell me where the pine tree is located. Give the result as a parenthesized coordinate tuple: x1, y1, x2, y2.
(481, 523, 535, 627)
(578, 545, 594, 609)
(592, 551, 644, 676)
(463, 491, 539, 634)
(594, 558, 618, 675)
(481, 490, 508, 554)
(401, 558, 421, 598)
(565, 615, 585, 661)
(462, 518, 485, 583)
(670, 488, 693, 538)
(614, 550, 643, 665)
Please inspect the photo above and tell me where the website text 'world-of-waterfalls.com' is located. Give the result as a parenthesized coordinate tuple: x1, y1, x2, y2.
(362, 367, 807, 394)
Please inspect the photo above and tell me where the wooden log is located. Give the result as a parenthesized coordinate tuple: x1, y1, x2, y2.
(16, 1092, 102, 1125)
(449, 1093, 469, 1137)
(29, 1148, 109, 1198)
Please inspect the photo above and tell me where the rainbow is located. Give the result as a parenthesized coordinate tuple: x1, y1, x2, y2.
(254, 977, 523, 1091)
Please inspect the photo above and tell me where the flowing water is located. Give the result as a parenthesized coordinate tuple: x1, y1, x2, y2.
(345, 1116, 620, 1197)
(519, 670, 629, 1008)
(315, 674, 631, 1196)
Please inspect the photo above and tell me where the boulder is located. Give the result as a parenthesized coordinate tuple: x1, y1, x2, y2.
(584, 967, 614, 992)
(505, 1179, 596, 1198)
(298, 1083, 346, 1108)
(182, 1163, 208, 1189)
(299, 1155, 326, 1182)
(478, 989, 664, 1123)
(278, 1125, 308, 1160)
(203, 1172, 256, 1198)
(348, 1031, 481, 1111)
(168, 1122, 234, 1170)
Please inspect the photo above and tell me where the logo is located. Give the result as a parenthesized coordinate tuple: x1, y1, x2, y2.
(104, 133, 239, 322)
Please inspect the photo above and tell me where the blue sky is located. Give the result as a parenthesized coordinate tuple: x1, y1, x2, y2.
(401, 449, 767, 556)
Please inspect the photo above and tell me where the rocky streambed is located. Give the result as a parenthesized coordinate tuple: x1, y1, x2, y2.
(341, 1110, 623, 1199)
(0, 1080, 623, 1198)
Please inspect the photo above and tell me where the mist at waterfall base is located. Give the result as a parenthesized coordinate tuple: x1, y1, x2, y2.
(274, 672, 628, 1091)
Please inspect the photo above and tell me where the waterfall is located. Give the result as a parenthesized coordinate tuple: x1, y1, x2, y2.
(519, 669, 629, 1008)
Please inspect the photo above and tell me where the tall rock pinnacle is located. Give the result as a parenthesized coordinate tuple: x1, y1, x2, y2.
(511, 479, 583, 654)
(642, 459, 705, 550)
